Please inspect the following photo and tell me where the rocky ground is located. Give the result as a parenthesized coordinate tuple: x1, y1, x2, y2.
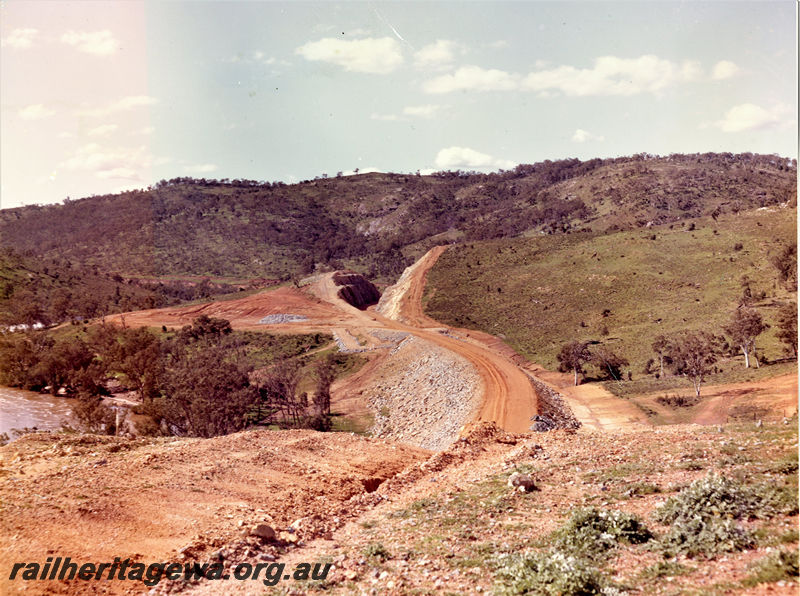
(190, 420, 798, 596)
(364, 335, 481, 451)
(2, 420, 795, 595)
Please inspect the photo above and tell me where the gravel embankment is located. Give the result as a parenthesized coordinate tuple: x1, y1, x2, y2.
(366, 336, 481, 451)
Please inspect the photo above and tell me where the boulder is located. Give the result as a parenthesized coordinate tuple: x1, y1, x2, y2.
(250, 523, 276, 541)
(507, 472, 537, 492)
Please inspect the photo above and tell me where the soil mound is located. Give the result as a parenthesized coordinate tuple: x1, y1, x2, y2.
(331, 271, 381, 309)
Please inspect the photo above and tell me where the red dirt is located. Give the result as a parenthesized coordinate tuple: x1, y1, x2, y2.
(0, 430, 429, 595)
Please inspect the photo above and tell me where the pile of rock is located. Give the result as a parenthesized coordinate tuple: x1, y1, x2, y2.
(367, 336, 481, 451)
(258, 314, 308, 324)
(528, 376, 582, 430)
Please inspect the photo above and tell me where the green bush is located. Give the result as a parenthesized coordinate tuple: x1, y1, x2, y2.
(766, 454, 799, 475)
(362, 542, 391, 562)
(743, 549, 799, 586)
(553, 508, 653, 559)
(657, 516, 755, 558)
(655, 474, 770, 523)
(494, 551, 620, 596)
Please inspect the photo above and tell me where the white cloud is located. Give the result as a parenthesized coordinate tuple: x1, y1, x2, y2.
(403, 104, 443, 118)
(80, 95, 158, 117)
(424, 65, 519, 94)
(113, 96, 158, 110)
(523, 55, 701, 96)
(184, 164, 218, 174)
(19, 104, 56, 120)
(414, 40, 462, 70)
(714, 103, 790, 133)
(1, 28, 39, 49)
(572, 129, 605, 143)
(712, 60, 740, 80)
(434, 146, 515, 170)
(87, 124, 119, 137)
(60, 143, 154, 179)
(61, 30, 119, 56)
(295, 37, 403, 74)
(370, 113, 401, 121)
(137, 126, 155, 136)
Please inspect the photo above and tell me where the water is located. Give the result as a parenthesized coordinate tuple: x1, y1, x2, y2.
(0, 386, 75, 436)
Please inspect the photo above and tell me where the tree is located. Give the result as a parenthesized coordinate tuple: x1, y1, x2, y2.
(72, 392, 119, 434)
(258, 358, 302, 427)
(724, 307, 767, 368)
(557, 341, 592, 386)
(589, 347, 629, 381)
(177, 315, 232, 343)
(667, 331, 720, 397)
(162, 345, 258, 437)
(771, 243, 797, 291)
(776, 302, 798, 358)
(310, 356, 336, 431)
(651, 335, 671, 378)
(97, 327, 164, 400)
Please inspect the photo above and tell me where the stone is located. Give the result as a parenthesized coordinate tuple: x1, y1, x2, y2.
(250, 524, 276, 541)
(507, 472, 537, 492)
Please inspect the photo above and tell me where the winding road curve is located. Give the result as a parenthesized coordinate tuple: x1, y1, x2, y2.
(111, 246, 648, 434)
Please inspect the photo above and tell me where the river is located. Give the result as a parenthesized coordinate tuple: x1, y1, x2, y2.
(0, 386, 76, 437)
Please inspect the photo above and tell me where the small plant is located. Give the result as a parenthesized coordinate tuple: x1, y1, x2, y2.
(657, 516, 755, 558)
(494, 550, 618, 596)
(656, 394, 700, 408)
(640, 559, 695, 579)
(742, 549, 799, 587)
(623, 482, 661, 498)
(654, 474, 764, 524)
(362, 542, 391, 562)
(765, 453, 799, 475)
(553, 508, 653, 559)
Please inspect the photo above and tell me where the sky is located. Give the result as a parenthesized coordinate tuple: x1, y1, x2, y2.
(0, 1, 796, 208)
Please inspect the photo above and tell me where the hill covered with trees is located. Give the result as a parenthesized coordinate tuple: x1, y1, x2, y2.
(0, 152, 795, 327)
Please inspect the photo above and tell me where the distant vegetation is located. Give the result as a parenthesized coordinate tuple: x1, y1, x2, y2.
(0, 249, 251, 327)
(1, 154, 795, 284)
(0, 316, 359, 437)
(425, 207, 797, 390)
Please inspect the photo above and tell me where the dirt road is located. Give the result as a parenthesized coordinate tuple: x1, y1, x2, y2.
(371, 247, 538, 433)
(105, 247, 658, 436)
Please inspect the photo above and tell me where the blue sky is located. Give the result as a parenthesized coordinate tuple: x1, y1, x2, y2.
(1, 1, 796, 208)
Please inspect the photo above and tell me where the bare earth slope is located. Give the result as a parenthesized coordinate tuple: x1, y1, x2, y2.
(0, 430, 429, 595)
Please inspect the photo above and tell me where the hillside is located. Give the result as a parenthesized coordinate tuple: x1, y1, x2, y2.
(1, 421, 796, 595)
(0, 249, 254, 326)
(0, 153, 795, 285)
(424, 207, 797, 383)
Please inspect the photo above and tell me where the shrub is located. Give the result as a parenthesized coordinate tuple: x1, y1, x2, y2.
(656, 394, 700, 408)
(654, 474, 764, 524)
(743, 549, 799, 586)
(623, 482, 662, 497)
(640, 560, 694, 579)
(362, 542, 391, 562)
(657, 516, 755, 558)
(554, 508, 653, 559)
(494, 551, 619, 596)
